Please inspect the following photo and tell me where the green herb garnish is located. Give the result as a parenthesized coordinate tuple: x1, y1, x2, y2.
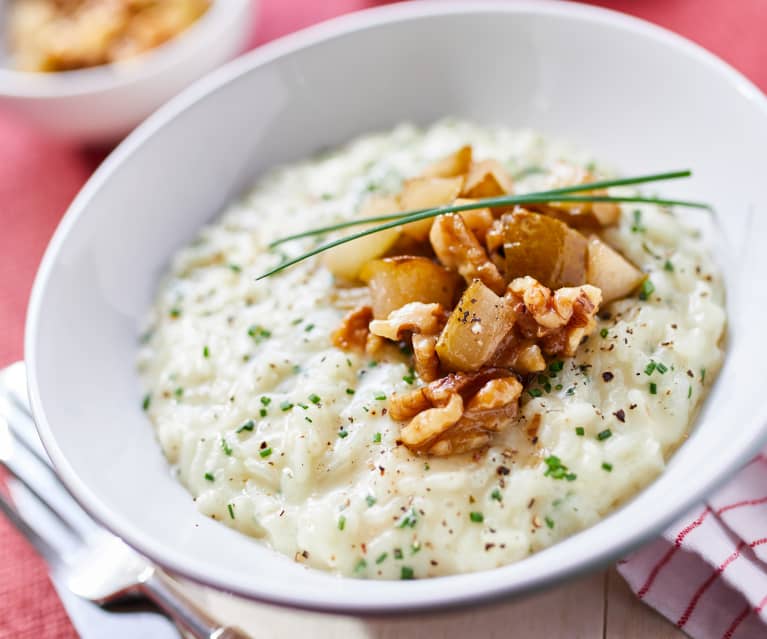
(309, 393, 321, 405)
(221, 438, 233, 456)
(204, 472, 215, 482)
(491, 489, 502, 502)
(237, 420, 255, 433)
(597, 429, 613, 441)
(401, 566, 415, 580)
(203, 346, 210, 358)
(259, 171, 709, 278)
(259, 447, 272, 458)
(398, 509, 418, 528)
(338, 515, 346, 531)
(575, 427, 585, 436)
(545, 516, 555, 529)
(639, 279, 656, 301)
(280, 401, 294, 411)
(544, 455, 577, 481)
(649, 382, 658, 395)
(366, 495, 377, 507)
(142, 394, 151, 411)
(600, 328, 609, 338)
(602, 462, 613, 472)
(469, 511, 484, 523)
(373, 432, 382, 443)
(227, 504, 235, 519)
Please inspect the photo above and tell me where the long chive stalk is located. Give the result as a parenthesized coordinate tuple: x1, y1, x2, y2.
(258, 169, 710, 280)
(269, 170, 695, 247)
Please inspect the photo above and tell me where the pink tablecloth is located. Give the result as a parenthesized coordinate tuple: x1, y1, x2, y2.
(0, 1, 764, 637)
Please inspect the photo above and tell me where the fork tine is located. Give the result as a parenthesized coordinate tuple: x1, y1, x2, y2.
(1, 455, 82, 540)
(0, 489, 65, 566)
(0, 405, 98, 543)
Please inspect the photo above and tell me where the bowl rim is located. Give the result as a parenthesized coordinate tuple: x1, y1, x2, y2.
(24, 0, 767, 614)
(0, 0, 253, 98)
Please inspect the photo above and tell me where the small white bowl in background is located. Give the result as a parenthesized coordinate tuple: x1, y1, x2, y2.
(0, 0, 255, 143)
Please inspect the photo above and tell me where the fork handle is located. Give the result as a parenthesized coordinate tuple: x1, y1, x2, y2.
(139, 567, 250, 639)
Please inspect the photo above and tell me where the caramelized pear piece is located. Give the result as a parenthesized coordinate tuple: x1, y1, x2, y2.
(323, 195, 401, 281)
(421, 146, 473, 178)
(586, 235, 646, 303)
(435, 279, 515, 372)
(462, 159, 513, 198)
(502, 209, 588, 289)
(360, 256, 461, 319)
(398, 176, 465, 242)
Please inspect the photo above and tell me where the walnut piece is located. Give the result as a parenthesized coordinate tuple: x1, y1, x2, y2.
(411, 333, 440, 382)
(368, 302, 446, 341)
(331, 306, 373, 352)
(395, 371, 522, 456)
(506, 276, 602, 357)
(429, 214, 506, 295)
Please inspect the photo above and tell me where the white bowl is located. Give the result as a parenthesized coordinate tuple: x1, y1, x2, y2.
(25, 0, 767, 614)
(0, 0, 255, 143)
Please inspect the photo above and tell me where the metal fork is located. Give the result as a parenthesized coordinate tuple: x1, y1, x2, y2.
(0, 363, 250, 639)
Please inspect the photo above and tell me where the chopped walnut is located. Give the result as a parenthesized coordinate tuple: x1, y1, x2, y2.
(331, 306, 373, 351)
(429, 213, 506, 294)
(412, 333, 440, 382)
(507, 276, 602, 356)
(395, 372, 522, 456)
(369, 302, 446, 341)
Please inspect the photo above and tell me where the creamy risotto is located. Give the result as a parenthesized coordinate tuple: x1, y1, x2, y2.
(138, 120, 725, 579)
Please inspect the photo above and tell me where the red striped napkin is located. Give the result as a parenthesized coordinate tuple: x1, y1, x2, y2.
(619, 450, 767, 638)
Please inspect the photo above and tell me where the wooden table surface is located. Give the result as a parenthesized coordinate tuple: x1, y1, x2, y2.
(193, 566, 688, 638)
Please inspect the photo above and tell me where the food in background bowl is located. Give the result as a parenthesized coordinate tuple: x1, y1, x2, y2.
(7, 0, 210, 72)
(137, 120, 725, 579)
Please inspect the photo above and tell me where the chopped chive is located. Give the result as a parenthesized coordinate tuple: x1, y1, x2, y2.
(602, 462, 613, 472)
(338, 515, 346, 531)
(631, 209, 646, 233)
(204, 472, 215, 482)
(393, 548, 404, 560)
(174, 387, 184, 399)
(549, 360, 564, 372)
(424, 462, 430, 471)
(308, 393, 321, 405)
(469, 511, 484, 523)
(338, 429, 349, 439)
(400, 566, 415, 580)
(280, 401, 294, 411)
(688, 385, 693, 399)
(600, 328, 609, 338)
(664, 260, 674, 272)
(376, 552, 388, 564)
(701, 368, 706, 383)
(354, 558, 367, 574)
(374, 392, 387, 401)
(259, 447, 272, 458)
(656, 362, 668, 374)
(203, 345, 210, 358)
(366, 495, 377, 507)
(260, 396, 271, 406)
(372, 432, 382, 443)
(545, 516, 555, 529)
(305, 416, 313, 423)
(575, 427, 585, 436)
(298, 403, 309, 409)
(645, 361, 657, 375)
(597, 429, 612, 441)
(228, 263, 242, 273)
(398, 509, 418, 528)
(259, 408, 267, 417)
(304, 323, 315, 332)
(528, 388, 543, 398)
(227, 504, 235, 519)
(142, 394, 151, 411)
(544, 455, 576, 481)
(291, 317, 302, 325)
(221, 438, 232, 456)
(555, 384, 563, 391)
(402, 371, 416, 385)
(639, 279, 655, 301)
(346, 388, 355, 395)
(169, 307, 181, 318)
(236, 420, 255, 433)
(491, 489, 502, 502)
(649, 382, 658, 395)
(411, 541, 421, 554)
(247, 325, 271, 342)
